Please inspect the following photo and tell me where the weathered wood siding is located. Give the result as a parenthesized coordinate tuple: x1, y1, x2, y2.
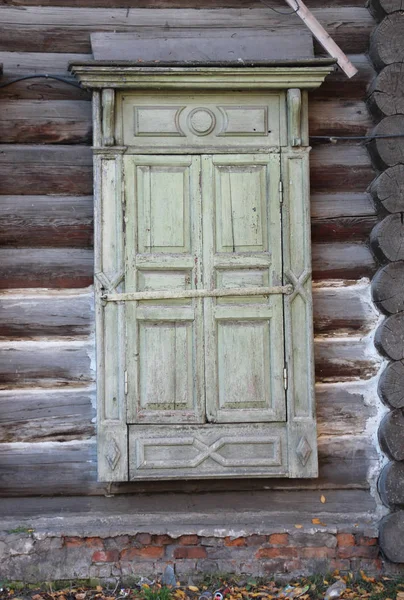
(0, 2, 381, 502)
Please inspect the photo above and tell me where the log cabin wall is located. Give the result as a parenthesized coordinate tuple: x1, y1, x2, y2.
(0, 0, 386, 532)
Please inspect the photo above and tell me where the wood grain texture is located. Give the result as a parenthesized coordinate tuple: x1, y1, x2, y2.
(368, 64, 404, 119)
(0, 387, 95, 442)
(0, 284, 378, 341)
(309, 98, 373, 137)
(369, 0, 404, 21)
(316, 383, 376, 437)
(315, 337, 381, 382)
(370, 165, 404, 213)
(312, 243, 377, 280)
(0, 196, 93, 248)
(0, 249, 93, 289)
(372, 262, 404, 314)
(369, 13, 404, 70)
(376, 313, 404, 360)
(368, 116, 404, 171)
(0, 0, 371, 7)
(310, 144, 375, 193)
(0, 434, 378, 496)
(371, 214, 404, 263)
(379, 409, 404, 461)
(0, 100, 92, 144)
(0, 7, 374, 54)
(0, 341, 93, 388)
(0, 291, 93, 339)
(379, 360, 404, 408)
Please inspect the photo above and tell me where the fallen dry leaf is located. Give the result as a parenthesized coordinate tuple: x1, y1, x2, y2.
(320, 495, 326, 504)
(294, 524, 303, 529)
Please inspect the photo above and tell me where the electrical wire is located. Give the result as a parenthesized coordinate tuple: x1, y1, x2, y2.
(259, 0, 299, 15)
(0, 74, 82, 89)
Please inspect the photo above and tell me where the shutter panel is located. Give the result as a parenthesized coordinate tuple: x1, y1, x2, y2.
(282, 149, 318, 478)
(96, 154, 128, 482)
(203, 154, 285, 424)
(124, 155, 205, 425)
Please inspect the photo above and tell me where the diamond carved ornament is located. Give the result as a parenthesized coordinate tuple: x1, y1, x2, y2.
(105, 437, 121, 471)
(296, 436, 312, 466)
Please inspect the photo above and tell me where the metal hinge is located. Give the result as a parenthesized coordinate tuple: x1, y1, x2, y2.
(124, 370, 128, 395)
(283, 366, 288, 391)
(279, 180, 284, 203)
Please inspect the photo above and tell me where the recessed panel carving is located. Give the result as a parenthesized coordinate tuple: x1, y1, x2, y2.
(139, 321, 194, 411)
(134, 106, 185, 137)
(129, 424, 287, 479)
(218, 106, 268, 136)
(214, 163, 267, 252)
(136, 165, 190, 253)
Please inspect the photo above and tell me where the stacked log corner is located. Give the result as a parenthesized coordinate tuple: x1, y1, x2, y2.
(368, 0, 404, 564)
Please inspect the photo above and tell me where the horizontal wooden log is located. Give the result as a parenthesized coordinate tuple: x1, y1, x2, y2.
(0, 97, 373, 146)
(0, 193, 376, 250)
(310, 192, 376, 219)
(372, 262, 404, 314)
(379, 360, 404, 408)
(368, 64, 404, 119)
(0, 196, 93, 248)
(0, 381, 372, 444)
(0, 282, 378, 341)
(367, 116, 404, 171)
(0, 335, 378, 387)
(310, 144, 375, 193)
(0, 387, 95, 443)
(0, 7, 374, 54)
(0, 291, 94, 338)
(0, 142, 375, 197)
(0, 248, 93, 288)
(312, 54, 375, 101)
(369, 13, 404, 70)
(370, 214, 404, 263)
(369, 0, 404, 22)
(314, 337, 381, 382)
(0, 100, 92, 144)
(309, 98, 373, 138)
(378, 409, 404, 461)
(0, 434, 378, 496)
(0, 145, 93, 195)
(316, 382, 376, 437)
(313, 282, 378, 335)
(0, 341, 94, 388)
(369, 165, 404, 213)
(312, 242, 377, 280)
(375, 313, 404, 360)
(0, 51, 91, 101)
(311, 216, 377, 243)
(0, 243, 377, 288)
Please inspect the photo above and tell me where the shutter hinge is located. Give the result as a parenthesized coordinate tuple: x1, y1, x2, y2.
(124, 370, 128, 395)
(283, 366, 288, 391)
(279, 180, 284, 203)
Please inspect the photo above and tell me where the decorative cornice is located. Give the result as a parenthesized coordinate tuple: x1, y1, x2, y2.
(69, 62, 335, 91)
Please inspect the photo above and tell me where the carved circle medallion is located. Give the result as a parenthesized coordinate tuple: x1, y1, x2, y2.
(187, 108, 216, 136)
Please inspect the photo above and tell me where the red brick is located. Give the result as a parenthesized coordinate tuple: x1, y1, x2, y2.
(356, 536, 378, 546)
(174, 546, 207, 559)
(245, 535, 267, 546)
(301, 547, 336, 559)
(152, 535, 173, 545)
(268, 533, 289, 546)
(329, 559, 351, 571)
(179, 535, 199, 546)
(64, 537, 83, 548)
(337, 534, 355, 547)
(85, 537, 104, 549)
(92, 550, 119, 563)
(136, 533, 152, 545)
(337, 546, 379, 559)
(225, 537, 245, 547)
(256, 547, 297, 559)
(120, 546, 165, 560)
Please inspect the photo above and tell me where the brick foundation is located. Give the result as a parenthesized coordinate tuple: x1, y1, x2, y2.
(0, 528, 384, 582)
